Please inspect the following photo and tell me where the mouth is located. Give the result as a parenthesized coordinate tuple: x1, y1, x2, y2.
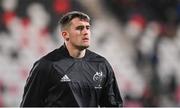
(82, 37, 89, 42)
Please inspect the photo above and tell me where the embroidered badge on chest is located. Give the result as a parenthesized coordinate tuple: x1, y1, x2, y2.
(93, 72, 103, 89)
(60, 74, 71, 82)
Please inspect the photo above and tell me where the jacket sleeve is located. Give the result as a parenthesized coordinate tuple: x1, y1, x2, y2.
(20, 59, 52, 107)
(99, 60, 123, 107)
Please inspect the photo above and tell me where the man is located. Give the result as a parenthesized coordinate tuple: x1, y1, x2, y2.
(20, 11, 123, 107)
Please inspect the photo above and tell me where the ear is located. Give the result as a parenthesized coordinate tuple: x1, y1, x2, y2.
(61, 31, 69, 41)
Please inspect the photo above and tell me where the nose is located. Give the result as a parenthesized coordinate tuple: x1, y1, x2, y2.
(82, 28, 89, 35)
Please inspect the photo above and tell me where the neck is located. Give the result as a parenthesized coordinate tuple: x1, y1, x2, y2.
(65, 43, 86, 58)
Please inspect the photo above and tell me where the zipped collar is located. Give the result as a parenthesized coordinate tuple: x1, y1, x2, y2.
(60, 44, 91, 60)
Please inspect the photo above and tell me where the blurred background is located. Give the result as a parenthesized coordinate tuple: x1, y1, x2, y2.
(0, 0, 180, 107)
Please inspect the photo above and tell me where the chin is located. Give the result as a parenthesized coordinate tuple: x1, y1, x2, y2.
(79, 45, 89, 50)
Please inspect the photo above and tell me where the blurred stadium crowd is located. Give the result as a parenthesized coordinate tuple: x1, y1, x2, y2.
(0, 0, 180, 107)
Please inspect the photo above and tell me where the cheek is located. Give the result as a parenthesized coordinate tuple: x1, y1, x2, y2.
(88, 31, 91, 36)
(69, 34, 80, 43)
(87, 30, 91, 35)
(68, 31, 82, 42)
(70, 30, 80, 36)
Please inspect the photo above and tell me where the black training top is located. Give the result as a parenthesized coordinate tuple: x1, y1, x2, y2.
(20, 45, 123, 107)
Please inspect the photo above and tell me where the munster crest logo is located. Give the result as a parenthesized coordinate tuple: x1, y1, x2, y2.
(93, 72, 103, 89)
(93, 72, 103, 82)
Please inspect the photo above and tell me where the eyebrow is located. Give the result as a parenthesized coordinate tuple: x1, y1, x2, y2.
(75, 25, 90, 29)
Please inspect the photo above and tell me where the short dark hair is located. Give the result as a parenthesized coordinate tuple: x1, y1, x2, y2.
(59, 11, 90, 30)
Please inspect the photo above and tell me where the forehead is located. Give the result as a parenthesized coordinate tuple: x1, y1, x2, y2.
(70, 17, 90, 26)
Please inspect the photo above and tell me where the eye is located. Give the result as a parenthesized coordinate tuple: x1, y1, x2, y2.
(86, 26, 90, 30)
(76, 26, 84, 31)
